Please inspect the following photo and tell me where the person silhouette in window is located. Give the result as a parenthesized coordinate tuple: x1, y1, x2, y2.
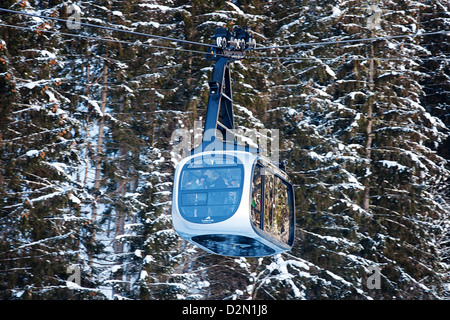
(209, 173, 227, 188)
(194, 176, 207, 189)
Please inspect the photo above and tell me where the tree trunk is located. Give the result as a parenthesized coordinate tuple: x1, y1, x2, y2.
(89, 59, 108, 278)
(94, 61, 109, 191)
(363, 45, 374, 212)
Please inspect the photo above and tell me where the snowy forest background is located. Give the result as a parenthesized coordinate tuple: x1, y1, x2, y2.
(0, 0, 449, 300)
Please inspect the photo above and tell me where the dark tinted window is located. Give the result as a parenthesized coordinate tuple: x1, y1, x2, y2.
(251, 162, 294, 245)
(274, 176, 291, 243)
(251, 165, 262, 227)
(192, 234, 275, 257)
(264, 171, 274, 234)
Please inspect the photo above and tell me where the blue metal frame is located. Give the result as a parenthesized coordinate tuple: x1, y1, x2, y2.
(197, 27, 257, 153)
(203, 57, 235, 143)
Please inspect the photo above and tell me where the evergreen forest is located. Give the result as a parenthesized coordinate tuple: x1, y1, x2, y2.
(0, 0, 449, 300)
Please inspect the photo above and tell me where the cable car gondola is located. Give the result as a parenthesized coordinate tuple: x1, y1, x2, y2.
(171, 27, 295, 257)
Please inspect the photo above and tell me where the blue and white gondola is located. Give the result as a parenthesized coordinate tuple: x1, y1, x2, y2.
(171, 27, 295, 257)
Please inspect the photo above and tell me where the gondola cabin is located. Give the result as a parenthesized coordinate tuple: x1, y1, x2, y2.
(171, 27, 295, 257)
(172, 149, 295, 257)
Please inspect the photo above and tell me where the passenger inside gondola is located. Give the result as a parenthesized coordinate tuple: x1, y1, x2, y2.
(178, 158, 245, 223)
(209, 172, 227, 188)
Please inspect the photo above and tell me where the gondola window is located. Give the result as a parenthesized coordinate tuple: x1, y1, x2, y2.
(178, 156, 244, 223)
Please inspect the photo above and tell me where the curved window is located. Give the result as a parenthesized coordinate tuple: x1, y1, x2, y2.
(251, 163, 294, 246)
(192, 234, 275, 257)
(178, 155, 244, 223)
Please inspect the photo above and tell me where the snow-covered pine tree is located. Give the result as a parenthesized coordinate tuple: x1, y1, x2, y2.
(123, 0, 206, 299)
(0, 0, 94, 299)
(261, 0, 450, 299)
(337, 0, 450, 298)
(1, 0, 448, 300)
(418, 1, 450, 298)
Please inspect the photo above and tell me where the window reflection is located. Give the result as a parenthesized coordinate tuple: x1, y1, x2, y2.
(274, 176, 290, 243)
(264, 171, 274, 234)
(251, 165, 262, 228)
(181, 167, 242, 190)
(251, 162, 293, 245)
